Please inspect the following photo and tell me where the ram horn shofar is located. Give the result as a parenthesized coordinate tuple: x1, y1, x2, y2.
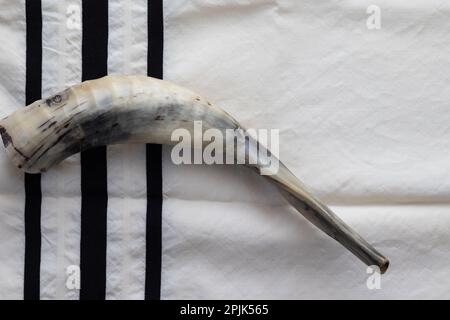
(0, 75, 389, 273)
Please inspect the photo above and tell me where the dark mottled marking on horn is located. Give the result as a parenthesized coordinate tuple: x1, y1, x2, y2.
(54, 110, 85, 134)
(42, 121, 57, 132)
(0, 125, 12, 148)
(38, 116, 55, 128)
(52, 95, 62, 103)
(52, 102, 67, 111)
(28, 144, 44, 160)
(70, 100, 88, 111)
(45, 88, 70, 108)
(0, 126, 29, 160)
(31, 129, 73, 165)
(72, 110, 85, 117)
(13, 146, 29, 161)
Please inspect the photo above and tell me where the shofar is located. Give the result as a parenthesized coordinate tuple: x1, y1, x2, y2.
(0, 75, 389, 273)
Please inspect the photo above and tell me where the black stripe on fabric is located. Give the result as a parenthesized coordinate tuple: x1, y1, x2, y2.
(24, 0, 42, 301)
(79, 0, 108, 300)
(145, 0, 164, 300)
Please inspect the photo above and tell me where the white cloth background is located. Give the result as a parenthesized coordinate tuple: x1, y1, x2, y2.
(1, 0, 450, 299)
